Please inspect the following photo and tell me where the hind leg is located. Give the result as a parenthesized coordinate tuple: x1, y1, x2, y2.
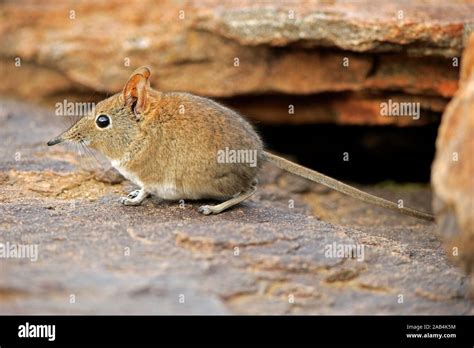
(198, 179, 257, 215)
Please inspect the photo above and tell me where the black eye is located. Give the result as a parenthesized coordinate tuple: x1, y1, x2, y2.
(96, 115, 110, 128)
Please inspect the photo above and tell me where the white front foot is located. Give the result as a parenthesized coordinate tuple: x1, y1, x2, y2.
(120, 188, 149, 206)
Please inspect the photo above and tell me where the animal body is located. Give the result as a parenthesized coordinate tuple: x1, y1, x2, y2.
(47, 67, 434, 221)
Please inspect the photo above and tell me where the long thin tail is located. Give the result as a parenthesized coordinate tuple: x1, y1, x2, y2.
(263, 151, 435, 222)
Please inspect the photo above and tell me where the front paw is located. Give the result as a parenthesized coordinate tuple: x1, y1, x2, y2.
(119, 196, 142, 206)
(127, 190, 140, 199)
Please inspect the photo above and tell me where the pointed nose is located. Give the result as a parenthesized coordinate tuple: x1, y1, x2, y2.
(47, 136, 63, 146)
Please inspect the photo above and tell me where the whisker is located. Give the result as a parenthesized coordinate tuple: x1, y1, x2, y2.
(79, 140, 102, 171)
(77, 141, 90, 171)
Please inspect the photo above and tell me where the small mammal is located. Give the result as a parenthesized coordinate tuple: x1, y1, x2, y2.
(47, 66, 434, 221)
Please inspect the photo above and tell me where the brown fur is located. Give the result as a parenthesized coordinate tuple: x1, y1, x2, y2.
(49, 67, 263, 206)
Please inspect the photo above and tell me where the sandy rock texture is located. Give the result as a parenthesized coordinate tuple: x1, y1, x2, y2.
(0, 0, 471, 125)
(432, 34, 474, 290)
(0, 99, 472, 314)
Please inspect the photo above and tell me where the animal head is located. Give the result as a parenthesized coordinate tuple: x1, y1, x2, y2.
(47, 66, 153, 160)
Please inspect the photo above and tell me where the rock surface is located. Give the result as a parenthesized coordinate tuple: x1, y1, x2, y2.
(0, 0, 469, 125)
(432, 34, 474, 288)
(0, 99, 472, 314)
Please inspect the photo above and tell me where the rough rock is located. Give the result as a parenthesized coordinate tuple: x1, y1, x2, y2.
(192, 0, 472, 55)
(0, 99, 472, 314)
(432, 34, 474, 289)
(0, 0, 468, 124)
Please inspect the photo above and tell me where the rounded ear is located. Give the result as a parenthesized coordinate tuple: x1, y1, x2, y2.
(122, 66, 151, 119)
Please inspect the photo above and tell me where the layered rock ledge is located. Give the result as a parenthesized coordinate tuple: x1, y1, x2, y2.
(1, 0, 472, 125)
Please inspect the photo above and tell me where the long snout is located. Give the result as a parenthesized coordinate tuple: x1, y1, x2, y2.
(47, 136, 64, 146)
